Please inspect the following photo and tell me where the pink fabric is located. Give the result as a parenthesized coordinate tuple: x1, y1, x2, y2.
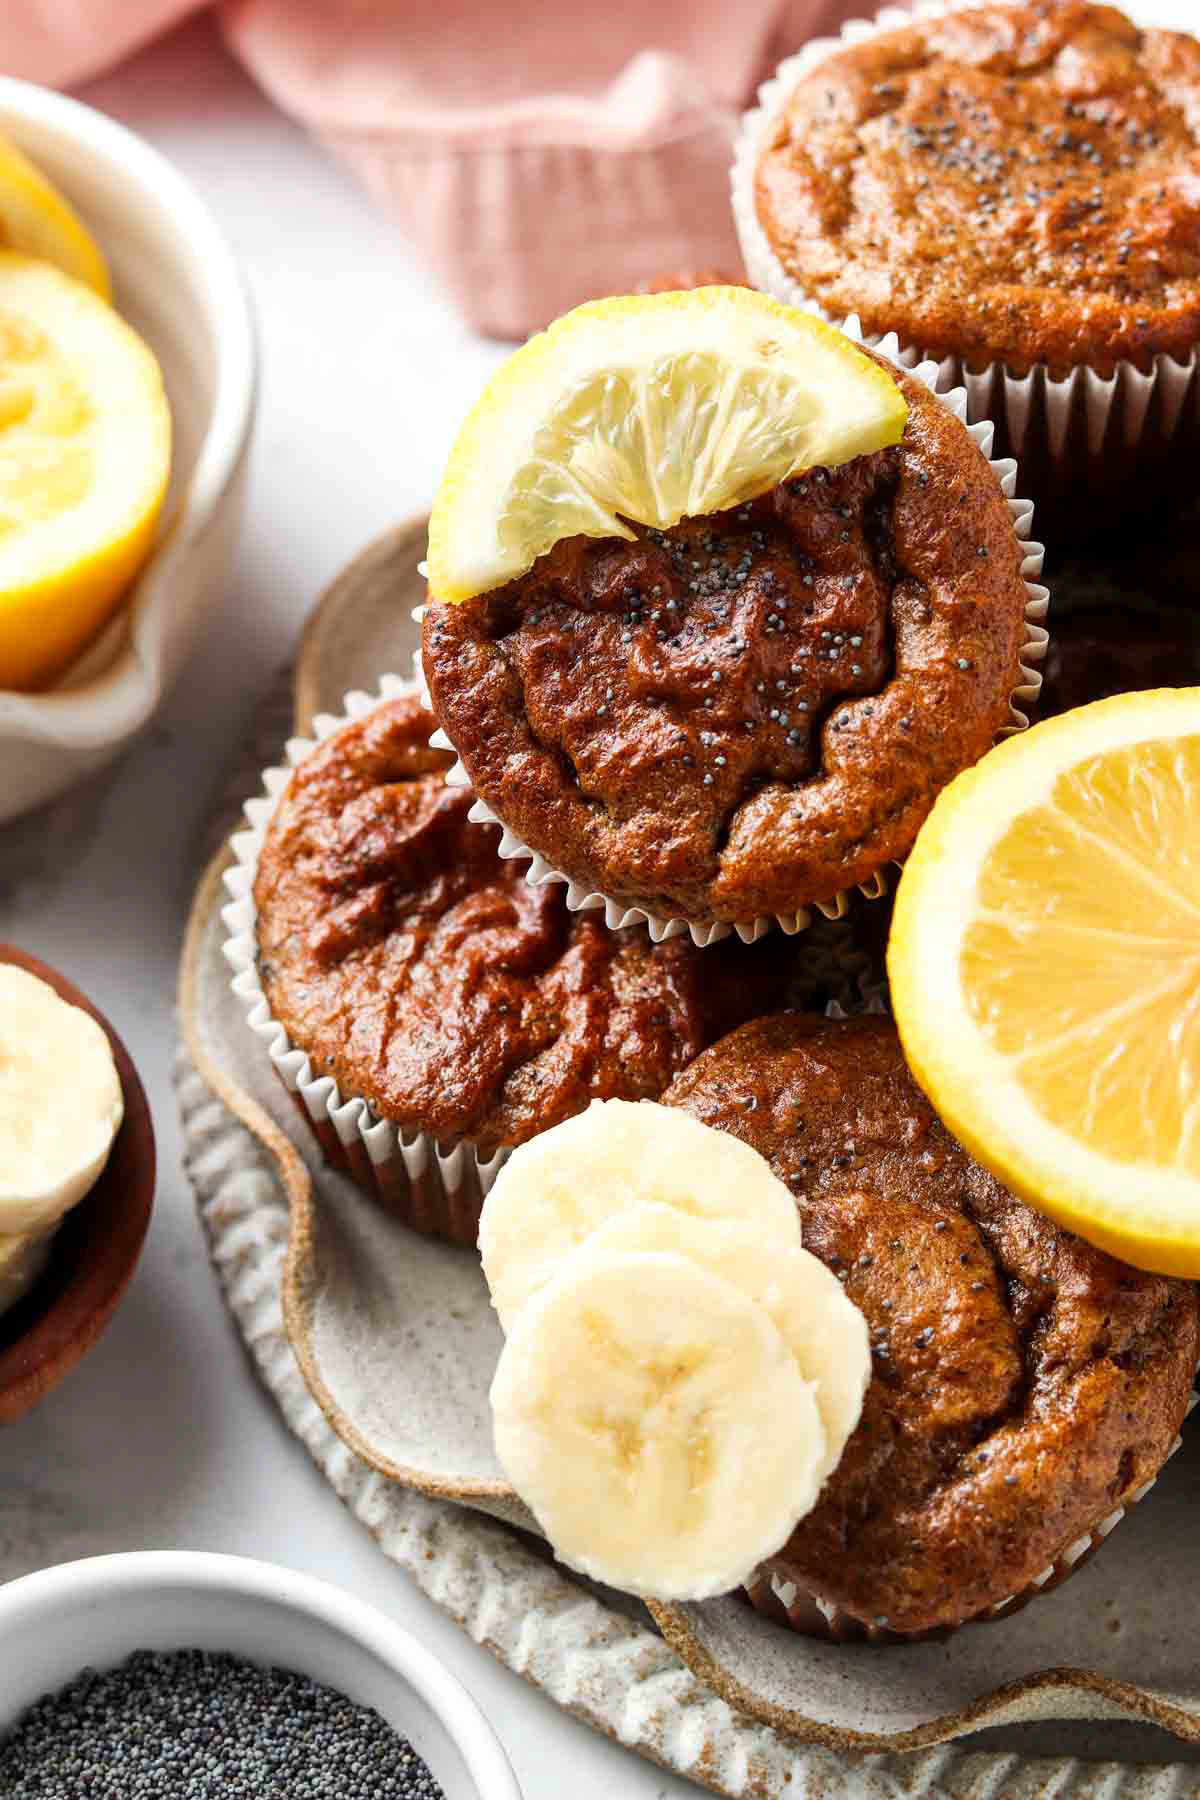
(6, 0, 206, 88)
(3, 0, 868, 337)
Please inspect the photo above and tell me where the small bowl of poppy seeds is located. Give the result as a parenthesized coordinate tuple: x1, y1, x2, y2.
(0, 1551, 521, 1800)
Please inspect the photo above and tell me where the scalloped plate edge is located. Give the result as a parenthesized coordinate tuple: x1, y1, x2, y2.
(648, 1596, 1200, 1754)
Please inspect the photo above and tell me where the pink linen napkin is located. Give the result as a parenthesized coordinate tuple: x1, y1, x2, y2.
(4, 0, 867, 336)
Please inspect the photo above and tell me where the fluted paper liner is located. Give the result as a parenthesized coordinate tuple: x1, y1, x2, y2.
(221, 674, 508, 1246)
(745, 1393, 1196, 1645)
(732, 2, 1199, 502)
(416, 332, 1049, 948)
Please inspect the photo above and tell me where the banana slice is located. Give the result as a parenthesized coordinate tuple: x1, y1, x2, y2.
(479, 1098, 800, 1331)
(491, 1249, 825, 1599)
(0, 965, 124, 1233)
(585, 1204, 869, 1485)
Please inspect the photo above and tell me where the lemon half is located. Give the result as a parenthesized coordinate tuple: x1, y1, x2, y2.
(889, 689, 1200, 1276)
(0, 253, 170, 691)
(0, 133, 110, 298)
(427, 288, 908, 604)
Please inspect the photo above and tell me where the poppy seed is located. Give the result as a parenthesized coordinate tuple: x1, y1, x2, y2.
(0, 1649, 445, 1799)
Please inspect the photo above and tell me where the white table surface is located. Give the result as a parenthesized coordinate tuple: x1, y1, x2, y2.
(3, 11, 1199, 1798)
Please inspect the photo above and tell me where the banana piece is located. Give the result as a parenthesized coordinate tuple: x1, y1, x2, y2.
(479, 1098, 801, 1331)
(585, 1204, 869, 1485)
(0, 1226, 55, 1317)
(0, 966, 124, 1233)
(491, 1248, 825, 1599)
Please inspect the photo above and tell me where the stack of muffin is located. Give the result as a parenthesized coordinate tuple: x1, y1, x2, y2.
(234, 0, 1200, 1644)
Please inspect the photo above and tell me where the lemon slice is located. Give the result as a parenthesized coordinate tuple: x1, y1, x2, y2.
(0, 253, 170, 691)
(427, 287, 908, 604)
(889, 689, 1200, 1277)
(0, 134, 110, 298)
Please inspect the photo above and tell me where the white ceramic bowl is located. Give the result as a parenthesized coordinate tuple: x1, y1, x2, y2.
(0, 77, 257, 824)
(0, 1552, 521, 1799)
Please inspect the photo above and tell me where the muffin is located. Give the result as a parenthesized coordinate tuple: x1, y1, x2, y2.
(663, 1012, 1200, 1639)
(422, 353, 1043, 942)
(234, 686, 803, 1244)
(736, 1, 1200, 522)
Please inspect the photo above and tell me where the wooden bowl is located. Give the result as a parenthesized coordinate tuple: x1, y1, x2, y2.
(0, 946, 155, 1422)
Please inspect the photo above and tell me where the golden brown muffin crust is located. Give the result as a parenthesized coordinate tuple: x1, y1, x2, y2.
(756, 1, 1200, 372)
(664, 1013, 1200, 1634)
(253, 695, 790, 1156)
(422, 360, 1029, 927)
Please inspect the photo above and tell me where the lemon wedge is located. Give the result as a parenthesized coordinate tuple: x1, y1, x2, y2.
(427, 287, 908, 604)
(0, 134, 110, 298)
(889, 689, 1200, 1277)
(0, 253, 170, 691)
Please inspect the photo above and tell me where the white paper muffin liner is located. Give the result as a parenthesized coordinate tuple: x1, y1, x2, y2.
(416, 323, 1049, 949)
(732, 2, 1200, 500)
(221, 673, 510, 1246)
(747, 1390, 1199, 1646)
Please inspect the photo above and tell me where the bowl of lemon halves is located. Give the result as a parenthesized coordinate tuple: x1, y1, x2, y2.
(0, 76, 257, 823)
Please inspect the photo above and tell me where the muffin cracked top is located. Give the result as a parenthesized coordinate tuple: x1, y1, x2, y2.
(422, 361, 1030, 928)
(754, 1, 1200, 372)
(252, 693, 789, 1156)
(664, 1013, 1200, 1635)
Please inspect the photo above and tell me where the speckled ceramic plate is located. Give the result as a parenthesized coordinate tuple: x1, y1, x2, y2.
(178, 518, 1200, 1790)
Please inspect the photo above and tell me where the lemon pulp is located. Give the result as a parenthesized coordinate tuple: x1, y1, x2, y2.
(962, 735, 1200, 1172)
(0, 309, 94, 532)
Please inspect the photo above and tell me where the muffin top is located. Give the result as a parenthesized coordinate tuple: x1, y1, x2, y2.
(422, 360, 1029, 929)
(252, 693, 788, 1155)
(664, 1012, 1200, 1633)
(754, 1, 1200, 372)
